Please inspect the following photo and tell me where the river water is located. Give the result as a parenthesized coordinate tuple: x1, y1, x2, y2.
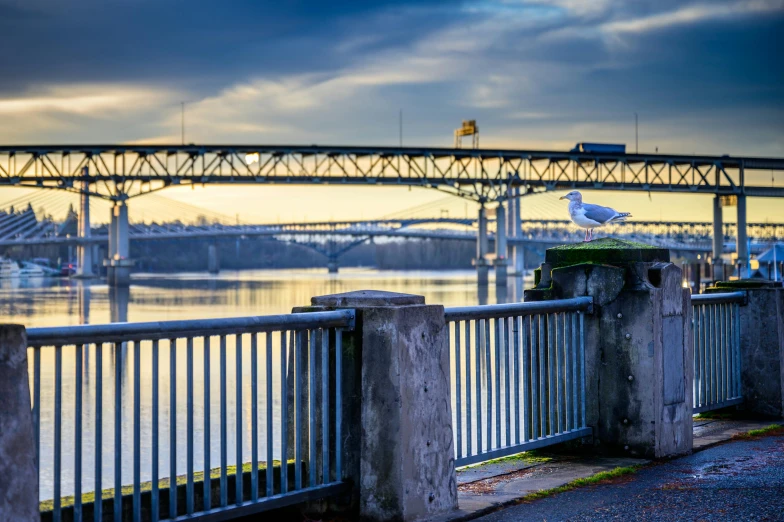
(1, 269, 530, 501)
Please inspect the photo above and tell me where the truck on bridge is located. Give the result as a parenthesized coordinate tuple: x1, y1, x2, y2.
(571, 142, 626, 153)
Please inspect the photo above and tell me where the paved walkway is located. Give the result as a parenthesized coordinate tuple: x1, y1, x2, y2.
(472, 433, 784, 521)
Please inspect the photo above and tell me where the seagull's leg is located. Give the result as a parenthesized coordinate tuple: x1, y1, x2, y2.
(588, 228, 593, 241)
(583, 229, 589, 242)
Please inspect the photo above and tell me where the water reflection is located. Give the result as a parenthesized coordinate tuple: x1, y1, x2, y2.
(5, 269, 535, 501)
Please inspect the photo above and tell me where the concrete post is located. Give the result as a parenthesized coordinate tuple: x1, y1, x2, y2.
(207, 243, 220, 274)
(0, 325, 39, 521)
(709, 280, 784, 418)
(105, 201, 133, 287)
(495, 203, 507, 287)
(306, 290, 458, 521)
(525, 239, 693, 458)
(76, 176, 94, 278)
(737, 194, 748, 279)
(513, 189, 524, 277)
(476, 207, 489, 285)
(712, 196, 723, 281)
(327, 256, 339, 274)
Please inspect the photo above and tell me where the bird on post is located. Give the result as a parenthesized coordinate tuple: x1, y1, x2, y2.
(560, 190, 631, 242)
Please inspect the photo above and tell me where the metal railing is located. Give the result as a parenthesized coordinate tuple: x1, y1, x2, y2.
(691, 291, 745, 413)
(444, 297, 593, 467)
(27, 309, 355, 522)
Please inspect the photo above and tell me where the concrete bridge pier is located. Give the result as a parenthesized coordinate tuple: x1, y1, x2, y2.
(105, 200, 133, 287)
(737, 194, 748, 278)
(494, 202, 508, 287)
(207, 243, 220, 274)
(75, 175, 95, 278)
(476, 206, 489, 285)
(327, 256, 339, 274)
(509, 187, 525, 277)
(712, 195, 724, 281)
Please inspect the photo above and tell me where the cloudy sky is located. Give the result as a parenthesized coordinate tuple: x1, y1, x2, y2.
(1, 0, 782, 223)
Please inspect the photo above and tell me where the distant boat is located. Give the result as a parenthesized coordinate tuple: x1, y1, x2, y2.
(19, 262, 45, 277)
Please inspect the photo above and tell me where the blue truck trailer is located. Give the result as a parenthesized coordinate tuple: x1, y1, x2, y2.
(570, 142, 626, 153)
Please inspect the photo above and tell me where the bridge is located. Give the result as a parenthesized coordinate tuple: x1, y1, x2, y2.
(2, 144, 783, 284)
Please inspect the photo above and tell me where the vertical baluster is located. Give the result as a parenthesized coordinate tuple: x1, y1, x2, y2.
(220, 335, 228, 507)
(151, 340, 158, 522)
(280, 331, 289, 494)
(134, 341, 142, 521)
(203, 337, 211, 511)
(309, 330, 317, 488)
(579, 311, 586, 426)
(464, 321, 472, 457)
(335, 328, 343, 482)
(571, 313, 578, 429)
(169, 339, 177, 518)
(531, 315, 539, 439)
(33, 346, 41, 497)
(692, 306, 699, 408)
(251, 334, 259, 501)
(484, 319, 492, 448)
(564, 314, 571, 433)
(504, 317, 511, 446)
(556, 313, 564, 433)
(54, 345, 62, 522)
(75, 345, 83, 522)
(186, 338, 194, 514)
(513, 316, 520, 445)
(454, 322, 462, 460)
(322, 329, 330, 484)
(734, 303, 741, 399)
(475, 320, 482, 453)
(719, 304, 725, 403)
(266, 333, 274, 496)
(114, 342, 122, 522)
(547, 314, 555, 436)
(236, 335, 243, 504)
(94, 343, 103, 522)
(295, 331, 303, 491)
(494, 318, 501, 449)
(725, 304, 731, 402)
(521, 316, 529, 442)
(700, 306, 707, 408)
(539, 314, 546, 436)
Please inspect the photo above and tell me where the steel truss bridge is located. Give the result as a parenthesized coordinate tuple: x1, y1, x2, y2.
(1, 206, 779, 256)
(1, 145, 783, 202)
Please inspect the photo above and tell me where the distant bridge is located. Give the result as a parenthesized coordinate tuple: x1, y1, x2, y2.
(1, 145, 783, 202)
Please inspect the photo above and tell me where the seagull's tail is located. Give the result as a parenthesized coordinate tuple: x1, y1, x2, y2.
(610, 212, 632, 223)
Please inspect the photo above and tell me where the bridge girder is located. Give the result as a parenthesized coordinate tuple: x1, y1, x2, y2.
(1, 145, 783, 201)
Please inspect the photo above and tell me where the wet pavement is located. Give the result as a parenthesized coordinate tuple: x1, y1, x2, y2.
(472, 433, 784, 522)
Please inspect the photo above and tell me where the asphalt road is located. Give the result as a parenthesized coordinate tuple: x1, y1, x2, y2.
(474, 434, 784, 522)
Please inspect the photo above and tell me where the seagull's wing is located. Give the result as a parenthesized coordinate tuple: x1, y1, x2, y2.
(582, 203, 618, 224)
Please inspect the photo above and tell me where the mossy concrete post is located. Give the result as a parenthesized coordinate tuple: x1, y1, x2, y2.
(303, 290, 458, 522)
(708, 280, 784, 418)
(525, 238, 693, 458)
(0, 325, 39, 521)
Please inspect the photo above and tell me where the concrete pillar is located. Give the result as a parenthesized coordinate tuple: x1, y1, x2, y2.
(476, 206, 489, 285)
(737, 194, 748, 279)
(712, 195, 723, 281)
(207, 243, 220, 274)
(327, 257, 339, 273)
(109, 286, 129, 323)
(513, 189, 524, 276)
(708, 280, 784, 418)
(0, 325, 39, 521)
(105, 201, 133, 287)
(525, 238, 693, 458)
(495, 203, 508, 287)
(305, 290, 458, 521)
(76, 176, 94, 278)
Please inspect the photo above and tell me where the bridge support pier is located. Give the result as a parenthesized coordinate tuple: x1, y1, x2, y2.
(494, 202, 507, 287)
(712, 195, 724, 281)
(737, 194, 748, 279)
(105, 200, 133, 287)
(476, 206, 489, 285)
(509, 188, 525, 277)
(207, 243, 220, 274)
(327, 257, 339, 274)
(75, 177, 95, 278)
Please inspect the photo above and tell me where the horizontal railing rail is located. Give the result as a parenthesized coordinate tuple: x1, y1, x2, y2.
(445, 297, 593, 468)
(691, 292, 744, 414)
(28, 309, 355, 522)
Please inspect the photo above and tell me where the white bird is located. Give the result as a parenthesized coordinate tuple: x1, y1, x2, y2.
(559, 190, 632, 242)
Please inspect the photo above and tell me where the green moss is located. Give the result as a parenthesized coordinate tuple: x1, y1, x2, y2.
(545, 238, 669, 268)
(732, 424, 783, 440)
(39, 460, 284, 511)
(458, 451, 552, 471)
(711, 279, 780, 290)
(550, 238, 659, 251)
(518, 465, 641, 503)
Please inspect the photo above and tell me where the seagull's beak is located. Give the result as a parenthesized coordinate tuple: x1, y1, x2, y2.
(559, 196, 566, 200)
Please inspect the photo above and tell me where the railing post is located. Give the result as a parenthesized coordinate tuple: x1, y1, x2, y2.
(708, 280, 784, 418)
(305, 290, 458, 522)
(0, 325, 39, 521)
(525, 239, 693, 458)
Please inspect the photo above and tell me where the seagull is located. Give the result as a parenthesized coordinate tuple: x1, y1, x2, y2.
(559, 190, 632, 242)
